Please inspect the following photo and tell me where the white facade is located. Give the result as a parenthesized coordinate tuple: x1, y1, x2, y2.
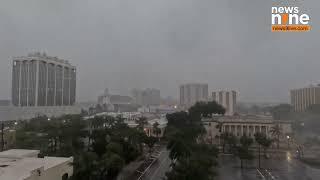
(179, 83, 208, 108)
(0, 149, 73, 180)
(144, 118, 168, 137)
(290, 85, 320, 112)
(212, 90, 237, 116)
(203, 115, 292, 144)
(12, 52, 76, 107)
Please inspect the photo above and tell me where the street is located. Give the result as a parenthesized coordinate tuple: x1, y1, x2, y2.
(141, 150, 171, 180)
(218, 153, 320, 180)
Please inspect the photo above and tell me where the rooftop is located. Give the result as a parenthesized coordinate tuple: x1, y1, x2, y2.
(0, 149, 39, 158)
(0, 149, 72, 180)
(13, 52, 74, 67)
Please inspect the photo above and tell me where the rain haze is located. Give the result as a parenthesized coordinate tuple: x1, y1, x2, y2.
(0, 0, 319, 103)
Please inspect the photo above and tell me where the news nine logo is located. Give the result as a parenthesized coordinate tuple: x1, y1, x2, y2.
(271, 6, 311, 32)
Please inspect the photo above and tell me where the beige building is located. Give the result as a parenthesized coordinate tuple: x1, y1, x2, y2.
(290, 85, 320, 112)
(0, 149, 73, 180)
(179, 83, 208, 108)
(203, 115, 292, 144)
(212, 90, 237, 116)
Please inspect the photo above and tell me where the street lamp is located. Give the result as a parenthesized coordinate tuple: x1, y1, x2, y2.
(287, 135, 290, 149)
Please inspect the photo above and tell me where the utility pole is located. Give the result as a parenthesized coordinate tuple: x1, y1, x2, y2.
(1, 122, 4, 151)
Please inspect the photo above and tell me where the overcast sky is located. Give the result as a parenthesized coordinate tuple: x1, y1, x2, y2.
(0, 0, 319, 103)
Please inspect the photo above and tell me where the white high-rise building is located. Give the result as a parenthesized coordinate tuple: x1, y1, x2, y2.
(212, 90, 237, 116)
(131, 88, 161, 106)
(290, 84, 320, 112)
(179, 83, 208, 108)
(12, 52, 76, 107)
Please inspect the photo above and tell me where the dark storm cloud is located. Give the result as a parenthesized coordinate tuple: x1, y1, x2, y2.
(0, 0, 319, 103)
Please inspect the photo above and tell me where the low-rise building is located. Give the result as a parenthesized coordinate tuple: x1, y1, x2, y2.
(144, 118, 168, 138)
(0, 149, 73, 180)
(203, 115, 292, 144)
(0, 127, 16, 150)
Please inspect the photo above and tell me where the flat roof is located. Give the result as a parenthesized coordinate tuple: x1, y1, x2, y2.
(0, 150, 72, 180)
(0, 149, 40, 158)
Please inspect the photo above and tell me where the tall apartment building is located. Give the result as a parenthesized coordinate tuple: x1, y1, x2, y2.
(290, 85, 320, 112)
(12, 52, 76, 107)
(212, 90, 237, 116)
(131, 88, 161, 106)
(179, 83, 208, 108)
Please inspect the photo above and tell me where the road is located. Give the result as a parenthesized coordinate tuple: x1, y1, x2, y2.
(218, 152, 320, 180)
(142, 150, 171, 180)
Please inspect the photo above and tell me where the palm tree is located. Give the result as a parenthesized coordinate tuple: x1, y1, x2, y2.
(270, 124, 282, 149)
(136, 117, 148, 132)
(153, 122, 161, 141)
(254, 133, 264, 168)
(237, 135, 254, 169)
(144, 136, 158, 155)
(167, 136, 191, 162)
(71, 152, 100, 180)
(220, 132, 231, 153)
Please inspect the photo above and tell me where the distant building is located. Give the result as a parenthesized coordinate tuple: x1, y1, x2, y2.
(12, 52, 76, 107)
(290, 85, 320, 112)
(212, 90, 237, 116)
(138, 105, 178, 114)
(98, 89, 133, 105)
(0, 106, 81, 121)
(131, 88, 161, 106)
(97, 88, 134, 112)
(1, 53, 80, 121)
(0, 149, 73, 180)
(179, 83, 208, 108)
(0, 100, 11, 106)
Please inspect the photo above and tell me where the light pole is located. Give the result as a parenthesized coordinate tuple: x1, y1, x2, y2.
(287, 135, 290, 149)
(1, 122, 4, 151)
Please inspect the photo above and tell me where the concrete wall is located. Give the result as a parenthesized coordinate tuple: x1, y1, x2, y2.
(25, 157, 73, 180)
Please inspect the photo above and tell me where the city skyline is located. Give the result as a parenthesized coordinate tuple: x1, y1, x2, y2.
(0, 0, 319, 103)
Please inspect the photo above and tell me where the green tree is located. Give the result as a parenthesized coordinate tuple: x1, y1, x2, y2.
(136, 116, 148, 131)
(254, 133, 266, 168)
(236, 135, 254, 169)
(270, 124, 282, 149)
(271, 104, 292, 120)
(72, 152, 100, 180)
(101, 152, 125, 180)
(254, 132, 272, 168)
(144, 136, 158, 154)
(165, 101, 224, 180)
(153, 122, 161, 141)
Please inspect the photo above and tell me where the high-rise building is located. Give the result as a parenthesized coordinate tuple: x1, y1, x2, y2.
(131, 88, 161, 106)
(290, 85, 320, 112)
(179, 83, 208, 108)
(212, 90, 237, 116)
(12, 52, 76, 107)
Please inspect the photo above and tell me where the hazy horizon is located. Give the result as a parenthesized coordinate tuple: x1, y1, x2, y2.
(1, 0, 319, 103)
